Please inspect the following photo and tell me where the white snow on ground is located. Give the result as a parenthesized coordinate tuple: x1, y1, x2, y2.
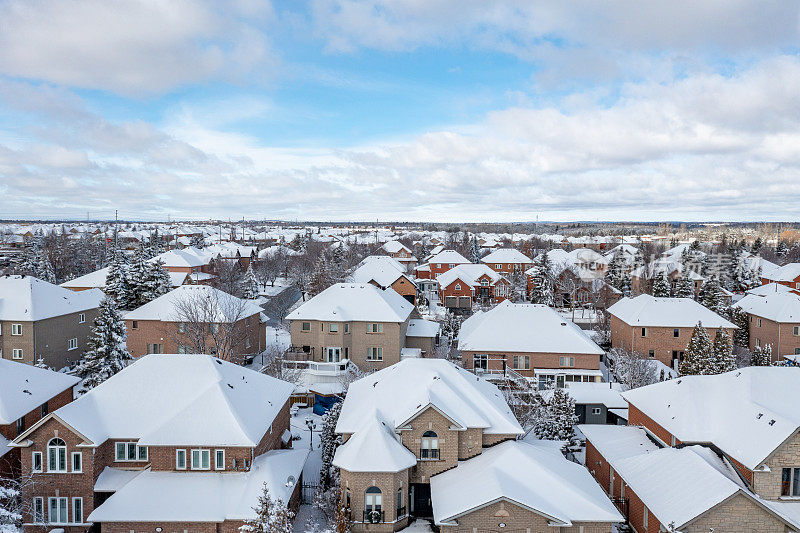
(405, 519, 435, 531)
(290, 407, 324, 484)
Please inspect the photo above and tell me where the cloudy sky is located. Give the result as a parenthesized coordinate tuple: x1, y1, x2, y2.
(0, 0, 799, 222)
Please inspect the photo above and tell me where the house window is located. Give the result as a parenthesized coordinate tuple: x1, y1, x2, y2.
(47, 438, 67, 472)
(673, 328, 680, 338)
(48, 496, 67, 524)
(71, 451, 82, 473)
(177, 345, 189, 354)
(559, 356, 575, 367)
(794, 326, 799, 336)
(496, 264, 501, 269)
(449, 263, 454, 269)
(41, 401, 48, 418)
(147, 343, 163, 354)
(454, 283, 461, 291)
(782, 468, 800, 497)
(191, 449, 211, 470)
(301, 322, 311, 331)
(177, 322, 187, 333)
(16, 417, 24, 436)
(367, 347, 383, 361)
(12, 348, 23, 360)
(132, 321, 139, 329)
(756, 338, 762, 348)
(33, 497, 44, 523)
(73, 497, 83, 524)
(115, 442, 147, 462)
(795, 348, 800, 355)
(215, 449, 225, 470)
(367, 323, 383, 333)
(481, 279, 488, 286)
(397, 487, 403, 516)
(11, 323, 22, 335)
(326, 347, 341, 363)
(758, 318, 762, 327)
(67, 338, 78, 350)
(32, 451, 43, 472)
(176, 449, 187, 469)
(592, 408, 602, 415)
(474, 354, 488, 371)
(420, 431, 439, 460)
(78, 313, 86, 324)
(344, 323, 350, 334)
(329, 323, 339, 333)
(365, 486, 382, 514)
(640, 327, 647, 337)
(643, 507, 648, 530)
(648, 350, 655, 358)
(512, 355, 530, 370)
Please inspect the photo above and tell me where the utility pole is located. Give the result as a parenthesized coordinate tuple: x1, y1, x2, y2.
(114, 209, 118, 250)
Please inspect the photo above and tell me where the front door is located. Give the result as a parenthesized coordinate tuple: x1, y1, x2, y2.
(326, 347, 341, 362)
(410, 483, 432, 518)
(556, 374, 566, 388)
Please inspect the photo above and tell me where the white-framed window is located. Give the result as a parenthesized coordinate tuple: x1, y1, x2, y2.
(67, 338, 78, 351)
(365, 486, 382, 513)
(758, 318, 762, 327)
(11, 323, 22, 335)
(794, 326, 800, 336)
(640, 327, 647, 337)
(344, 323, 350, 334)
(673, 328, 680, 338)
(496, 264, 501, 269)
(146, 343, 163, 354)
(366, 323, 383, 334)
(47, 438, 67, 472)
(795, 348, 800, 355)
(115, 442, 147, 462)
(12, 348, 23, 360)
(481, 278, 489, 286)
(191, 449, 211, 470)
(512, 355, 530, 370)
(648, 350, 655, 358)
(329, 323, 339, 333)
(48, 496, 67, 524)
(72, 497, 83, 524)
(420, 431, 439, 460)
(32, 451, 43, 472)
(215, 449, 225, 470)
(756, 338, 762, 348)
(326, 347, 341, 363)
(131, 320, 139, 329)
(71, 451, 82, 473)
(78, 313, 86, 324)
(301, 322, 311, 331)
(176, 449, 187, 469)
(454, 283, 461, 291)
(643, 507, 648, 529)
(33, 497, 44, 523)
(592, 407, 602, 415)
(782, 467, 800, 497)
(367, 347, 383, 361)
(559, 356, 575, 367)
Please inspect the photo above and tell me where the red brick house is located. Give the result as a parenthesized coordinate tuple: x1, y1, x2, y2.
(480, 248, 533, 275)
(380, 241, 418, 271)
(734, 292, 800, 361)
(414, 249, 470, 280)
(9, 354, 302, 532)
(436, 263, 510, 310)
(0, 360, 78, 477)
(762, 263, 800, 292)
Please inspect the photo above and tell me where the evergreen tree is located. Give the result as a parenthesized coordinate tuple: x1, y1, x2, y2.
(241, 264, 260, 299)
(105, 255, 131, 309)
(190, 233, 205, 249)
(126, 247, 151, 309)
(751, 237, 763, 253)
(777, 241, 789, 257)
(700, 276, 727, 315)
(534, 388, 577, 441)
(330, 244, 348, 282)
(308, 255, 332, 297)
(674, 275, 695, 299)
(606, 251, 626, 292)
(730, 306, 750, 347)
(528, 252, 554, 305)
(142, 260, 172, 304)
(652, 272, 671, 297)
(239, 483, 294, 533)
(712, 328, 736, 374)
(76, 297, 132, 394)
(319, 401, 343, 490)
(751, 344, 773, 366)
(680, 322, 715, 375)
(621, 271, 632, 297)
(470, 236, 481, 264)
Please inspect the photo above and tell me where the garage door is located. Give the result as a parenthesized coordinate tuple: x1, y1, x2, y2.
(444, 296, 457, 308)
(458, 296, 472, 308)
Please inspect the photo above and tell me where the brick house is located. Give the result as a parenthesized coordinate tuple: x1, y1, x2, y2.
(762, 263, 800, 292)
(413, 250, 470, 280)
(480, 248, 533, 275)
(0, 275, 103, 368)
(607, 294, 736, 370)
(734, 292, 800, 361)
(380, 241, 418, 271)
(458, 301, 605, 388)
(436, 263, 511, 311)
(332, 359, 621, 531)
(0, 359, 78, 477)
(124, 285, 266, 365)
(351, 256, 419, 305)
(286, 284, 438, 372)
(9, 354, 302, 532)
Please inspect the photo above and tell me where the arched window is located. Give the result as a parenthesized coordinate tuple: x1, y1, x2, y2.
(365, 486, 382, 512)
(47, 438, 67, 472)
(421, 431, 439, 460)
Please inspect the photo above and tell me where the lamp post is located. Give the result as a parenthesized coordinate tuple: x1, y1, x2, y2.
(305, 417, 317, 449)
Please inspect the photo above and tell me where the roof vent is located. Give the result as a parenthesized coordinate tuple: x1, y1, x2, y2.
(227, 383, 234, 389)
(769, 420, 776, 426)
(757, 413, 763, 419)
(560, 322, 567, 326)
(22, 389, 31, 395)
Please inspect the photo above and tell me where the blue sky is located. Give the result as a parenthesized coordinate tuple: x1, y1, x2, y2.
(0, 0, 799, 222)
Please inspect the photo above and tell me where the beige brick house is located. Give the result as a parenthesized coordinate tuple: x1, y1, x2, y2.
(286, 284, 438, 372)
(0, 275, 103, 368)
(9, 354, 302, 532)
(608, 294, 736, 370)
(332, 359, 621, 531)
(734, 292, 800, 362)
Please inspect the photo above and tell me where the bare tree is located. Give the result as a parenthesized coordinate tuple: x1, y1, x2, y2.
(168, 289, 253, 363)
(609, 347, 658, 389)
(288, 255, 314, 300)
(212, 258, 244, 297)
(255, 253, 282, 288)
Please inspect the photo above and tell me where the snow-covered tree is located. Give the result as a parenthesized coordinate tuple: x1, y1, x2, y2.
(329, 244, 349, 282)
(751, 344, 774, 366)
(751, 237, 763, 253)
(700, 276, 727, 315)
(76, 297, 132, 394)
(533, 388, 577, 441)
(190, 233, 205, 249)
(239, 483, 294, 533)
(34, 357, 51, 370)
(105, 255, 131, 309)
(470, 236, 481, 264)
(319, 401, 343, 490)
(142, 260, 172, 304)
(712, 328, 736, 374)
(241, 264, 260, 299)
(606, 251, 627, 292)
(680, 322, 715, 375)
(652, 272, 671, 297)
(0, 475, 28, 531)
(730, 306, 750, 347)
(308, 255, 333, 297)
(528, 252, 554, 305)
(674, 275, 694, 299)
(609, 348, 657, 389)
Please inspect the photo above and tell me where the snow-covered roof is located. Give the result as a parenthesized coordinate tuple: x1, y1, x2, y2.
(350, 256, 409, 287)
(24, 354, 294, 447)
(406, 318, 440, 338)
(480, 248, 533, 265)
(333, 414, 417, 473)
(430, 440, 622, 526)
(578, 424, 660, 465)
(381, 240, 412, 254)
(734, 292, 800, 323)
(94, 467, 145, 492)
(0, 275, 103, 321)
(87, 448, 307, 522)
(543, 382, 627, 409)
(287, 283, 414, 323)
(607, 294, 736, 328)
(336, 359, 522, 436)
(436, 263, 504, 289)
(458, 301, 604, 355)
(426, 249, 471, 265)
(123, 285, 263, 322)
(747, 282, 798, 297)
(764, 263, 800, 282)
(622, 367, 800, 469)
(60, 267, 111, 289)
(0, 359, 79, 425)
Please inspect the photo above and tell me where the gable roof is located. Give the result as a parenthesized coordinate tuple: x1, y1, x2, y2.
(0, 275, 103, 321)
(607, 294, 736, 329)
(20, 354, 294, 447)
(430, 440, 622, 526)
(123, 285, 263, 322)
(335, 359, 522, 436)
(286, 283, 414, 323)
(458, 301, 604, 355)
(426, 249, 470, 265)
(764, 263, 800, 282)
(0, 359, 79, 425)
(622, 367, 800, 470)
(332, 414, 417, 473)
(437, 263, 504, 289)
(350, 256, 409, 287)
(481, 248, 533, 265)
(381, 240, 412, 254)
(734, 292, 800, 323)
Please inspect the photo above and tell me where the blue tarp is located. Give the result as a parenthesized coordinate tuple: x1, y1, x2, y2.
(313, 394, 341, 415)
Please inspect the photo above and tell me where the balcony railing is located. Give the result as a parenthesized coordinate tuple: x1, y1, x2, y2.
(282, 357, 352, 376)
(396, 506, 407, 520)
(363, 509, 385, 524)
